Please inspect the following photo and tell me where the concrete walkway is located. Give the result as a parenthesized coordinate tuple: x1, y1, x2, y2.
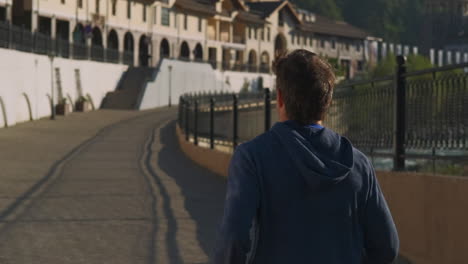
(0, 108, 226, 264)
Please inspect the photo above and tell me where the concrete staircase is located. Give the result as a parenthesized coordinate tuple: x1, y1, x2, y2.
(101, 67, 156, 110)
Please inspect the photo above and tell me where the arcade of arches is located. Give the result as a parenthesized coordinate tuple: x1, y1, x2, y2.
(107, 30, 119, 50)
(194, 43, 203, 61)
(139, 35, 151, 67)
(180, 41, 190, 59)
(91, 27, 103, 47)
(160, 38, 170, 58)
(274, 34, 287, 56)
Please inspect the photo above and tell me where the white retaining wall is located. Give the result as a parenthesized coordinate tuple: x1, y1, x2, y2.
(139, 59, 275, 110)
(0, 48, 127, 128)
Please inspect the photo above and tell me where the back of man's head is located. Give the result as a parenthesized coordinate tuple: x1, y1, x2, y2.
(273, 49, 335, 125)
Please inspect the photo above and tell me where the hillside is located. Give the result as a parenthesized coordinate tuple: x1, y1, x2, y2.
(291, 0, 425, 45)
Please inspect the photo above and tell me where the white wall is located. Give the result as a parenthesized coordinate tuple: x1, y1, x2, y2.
(0, 48, 127, 128)
(140, 59, 223, 109)
(221, 71, 275, 93)
(139, 59, 276, 110)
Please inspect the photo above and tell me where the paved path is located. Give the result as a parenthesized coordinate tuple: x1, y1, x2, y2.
(0, 108, 226, 264)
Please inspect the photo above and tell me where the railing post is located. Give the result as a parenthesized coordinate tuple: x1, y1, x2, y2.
(393, 55, 407, 171)
(194, 100, 198, 146)
(264, 88, 271, 132)
(185, 100, 190, 142)
(210, 97, 215, 149)
(232, 94, 238, 149)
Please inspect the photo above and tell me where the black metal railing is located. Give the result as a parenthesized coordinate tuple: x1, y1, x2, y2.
(179, 89, 277, 149)
(90, 45, 105, 62)
(123, 50, 134, 66)
(0, 21, 127, 64)
(179, 56, 468, 171)
(106, 48, 120, 63)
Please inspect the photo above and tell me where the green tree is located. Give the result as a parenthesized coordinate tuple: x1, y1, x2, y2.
(292, 0, 342, 20)
(293, 0, 426, 45)
(371, 53, 433, 78)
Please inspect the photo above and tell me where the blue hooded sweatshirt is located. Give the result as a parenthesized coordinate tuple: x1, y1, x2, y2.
(214, 120, 399, 264)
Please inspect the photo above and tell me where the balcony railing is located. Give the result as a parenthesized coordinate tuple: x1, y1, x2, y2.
(0, 21, 132, 65)
(233, 35, 245, 44)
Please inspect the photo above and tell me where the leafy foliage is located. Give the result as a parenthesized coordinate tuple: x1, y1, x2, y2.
(371, 53, 433, 78)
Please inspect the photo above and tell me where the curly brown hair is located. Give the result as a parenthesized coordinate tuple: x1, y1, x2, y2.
(273, 49, 335, 124)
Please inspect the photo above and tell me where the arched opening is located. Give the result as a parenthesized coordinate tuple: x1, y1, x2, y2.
(107, 30, 119, 62)
(0, 96, 8, 128)
(194, 43, 203, 61)
(107, 30, 119, 50)
(260, 51, 270, 73)
(274, 34, 287, 56)
(91, 27, 104, 61)
(123, 32, 134, 65)
(248, 50, 257, 72)
(91, 27, 103, 47)
(72, 23, 86, 44)
(139, 35, 151, 67)
(160, 38, 170, 59)
(179, 41, 190, 60)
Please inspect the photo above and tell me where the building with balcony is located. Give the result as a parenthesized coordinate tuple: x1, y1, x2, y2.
(0, 0, 370, 78)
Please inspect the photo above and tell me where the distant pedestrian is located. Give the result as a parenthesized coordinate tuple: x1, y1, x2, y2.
(214, 49, 399, 264)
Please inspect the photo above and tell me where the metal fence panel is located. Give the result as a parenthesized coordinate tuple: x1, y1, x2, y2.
(179, 61, 467, 170)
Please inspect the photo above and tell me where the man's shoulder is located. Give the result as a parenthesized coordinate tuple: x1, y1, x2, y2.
(237, 131, 275, 155)
(350, 145, 374, 176)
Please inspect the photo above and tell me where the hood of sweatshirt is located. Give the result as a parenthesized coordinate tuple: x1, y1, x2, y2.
(271, 120, 354, 192)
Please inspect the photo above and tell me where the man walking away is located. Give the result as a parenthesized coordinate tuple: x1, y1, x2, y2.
(214, 49, 399, 264)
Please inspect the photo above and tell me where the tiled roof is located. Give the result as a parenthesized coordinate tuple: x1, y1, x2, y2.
(173, 0, 216, 16)
(300, 15, 369, 39)
(236, 10, 266, 25)
(245, 1, 283, 18)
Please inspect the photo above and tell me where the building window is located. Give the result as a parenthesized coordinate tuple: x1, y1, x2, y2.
(248, 27, 251, 39)
(96, 0, 100, 14)
(356, 43, 361, 52)
(261, 28, 264, 41)
(309, 36, 313, 46)
(345, 42, 350, 51)
(198, 17, 202, 32)
(78, 0, 83, 8)
(254, 27, 257, 39)
(267, 28, 270, 41)
(184, 14, 188, 30)
(153, 6, 157, 24)
(161, 7, 170, 26)
(112, 0, 117, 16)
(357, 61, 364, 71)
(291, 33, 295, 44)
(303, 35, 306, 45)
(61, 0, 65, 4)
(320, 39, 325, 48)
(279, 11, 284, 26)
(143, 4, 147, 22)
(331, 40, 336, 49)
(127, 0, 131, 19)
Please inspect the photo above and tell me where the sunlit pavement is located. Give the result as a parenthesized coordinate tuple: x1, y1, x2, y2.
(0, 108, 226, 264)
